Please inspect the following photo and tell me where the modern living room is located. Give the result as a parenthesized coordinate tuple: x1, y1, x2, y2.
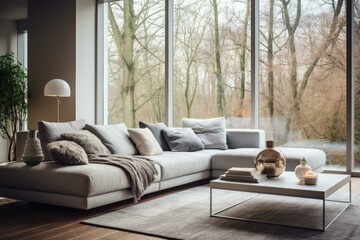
(1, 0, 360, 239)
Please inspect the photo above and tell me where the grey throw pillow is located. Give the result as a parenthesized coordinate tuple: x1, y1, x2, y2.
(181, 117, 228, 150)
(161, 128, 204, 152)
(38, 119, 86, 161)
(60, 130, 111, 155)
(47, 140, 88, 165)
(139, 121, 170, 151)
(85, 123, 138, 155)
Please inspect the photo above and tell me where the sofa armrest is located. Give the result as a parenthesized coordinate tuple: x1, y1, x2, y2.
(226, 129, 265, 149)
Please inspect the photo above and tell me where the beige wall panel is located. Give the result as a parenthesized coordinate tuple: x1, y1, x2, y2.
(28, 0, 76, 129)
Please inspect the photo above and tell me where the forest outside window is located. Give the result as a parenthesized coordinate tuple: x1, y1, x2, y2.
(100, 0, 360, 173)
(259, 0, 347, 169)
(106, 0, 166, 127)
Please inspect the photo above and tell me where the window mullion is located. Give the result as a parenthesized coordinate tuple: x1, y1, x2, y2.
(251, 0, 259, 129)
(165, 0, 174, 127)
(346, 0, 354, 172)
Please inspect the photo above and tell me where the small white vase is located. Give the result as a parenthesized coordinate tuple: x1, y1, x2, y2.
(294, 157, 312, 183)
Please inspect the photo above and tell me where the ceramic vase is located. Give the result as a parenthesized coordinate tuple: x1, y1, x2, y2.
(295, 157, 312, 183)
(22, 130, 44, 166)
(254, 140, 286, 178)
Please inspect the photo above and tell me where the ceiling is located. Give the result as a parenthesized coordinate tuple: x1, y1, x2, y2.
(0, 0, 27, 20)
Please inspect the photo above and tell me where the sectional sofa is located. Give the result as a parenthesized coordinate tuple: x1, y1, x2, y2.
(0, 119, 326, 210)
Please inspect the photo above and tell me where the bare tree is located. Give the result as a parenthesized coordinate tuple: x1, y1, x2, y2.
(183, 6, 208, 117)
(212, 0, 224, 116)
(238, 0, 250, 117)
(281, 0, 344, 141)
(266, 0, 276, 137)
(108, 1, 136, 126)
(352, 1, 360, 165)
(281, 0, 301, 141)
(108, 0, 164, 127)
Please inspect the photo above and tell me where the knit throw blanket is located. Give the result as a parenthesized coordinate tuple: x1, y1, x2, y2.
(88, 154, 158, 203)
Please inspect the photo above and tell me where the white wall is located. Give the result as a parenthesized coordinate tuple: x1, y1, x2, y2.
(76, 0, 96, 124)
(0, 19, 18, 163)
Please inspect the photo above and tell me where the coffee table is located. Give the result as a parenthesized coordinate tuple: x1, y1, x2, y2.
(210, 172, 351, 231)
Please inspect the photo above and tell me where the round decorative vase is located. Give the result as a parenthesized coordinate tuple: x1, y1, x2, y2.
(254, 140, 286, 178)
(294, 157, 312, 183)
(22, 130, 44, 166)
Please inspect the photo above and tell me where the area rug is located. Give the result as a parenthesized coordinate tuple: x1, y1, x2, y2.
(83, 185, 360, 240)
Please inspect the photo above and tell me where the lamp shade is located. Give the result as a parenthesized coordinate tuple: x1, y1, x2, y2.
(44, 79, 71, 97)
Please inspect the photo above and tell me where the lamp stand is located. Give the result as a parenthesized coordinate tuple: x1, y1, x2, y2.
(56, 96, 61, 122)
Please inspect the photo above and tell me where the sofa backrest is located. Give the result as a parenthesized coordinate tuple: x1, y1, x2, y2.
(225, 129, 266, 149)
(16, 128, 266, 161)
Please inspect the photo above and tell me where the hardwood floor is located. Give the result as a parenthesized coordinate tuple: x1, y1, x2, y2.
(0, 177, 358, 240)
(0, 181, 206, 240)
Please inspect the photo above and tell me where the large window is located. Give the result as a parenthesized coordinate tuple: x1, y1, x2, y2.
(106, 1, 165, 127)
(173, 0, 251, 127)
(259, 0, 347, 169)
(100, 0, 359, 173)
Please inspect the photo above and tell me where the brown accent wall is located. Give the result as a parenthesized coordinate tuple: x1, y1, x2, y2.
(28, 0, 76, 128)
(28, 0, 94, 129)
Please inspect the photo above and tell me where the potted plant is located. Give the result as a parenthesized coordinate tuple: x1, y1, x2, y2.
(0, 53, 27, 161)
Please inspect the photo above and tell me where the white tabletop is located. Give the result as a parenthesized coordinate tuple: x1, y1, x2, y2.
(210, 172, 350, 199)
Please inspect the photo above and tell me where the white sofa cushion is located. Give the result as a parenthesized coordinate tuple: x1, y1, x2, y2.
(0, 161, 161, 197)
(211, 147, 326, 177)
(276, 147, 326, 172)
(211, 148, 261, 171)
(148, 151, 214, 180)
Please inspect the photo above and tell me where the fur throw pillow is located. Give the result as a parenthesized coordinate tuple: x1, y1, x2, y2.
(47, 140, 88, 165)
(60, 130, 111, 155)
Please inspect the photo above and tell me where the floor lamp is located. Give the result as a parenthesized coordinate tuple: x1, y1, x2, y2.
(44, 79, 71, 122)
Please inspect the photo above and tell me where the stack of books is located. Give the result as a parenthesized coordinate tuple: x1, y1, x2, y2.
(220, 167, 268, 183)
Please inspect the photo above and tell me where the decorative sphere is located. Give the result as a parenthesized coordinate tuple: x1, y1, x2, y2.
(254, 141, 286, 177)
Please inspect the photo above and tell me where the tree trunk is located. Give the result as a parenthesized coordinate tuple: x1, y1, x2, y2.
(185, 60, 192, 117)
(295, 0, 345, 105)
(238, 0, 250, 117)
(282, 0, 344, 142)
(122, 0, 136, 127)
(108, 1, 136, 127)
(108, 4, 123, 123)
(8, 135, 15, 162)
(185, 29, 206, 117)
(212, 0, 224, 116)
(267, 0, 275, 139)
(281, 0, 301, 142)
